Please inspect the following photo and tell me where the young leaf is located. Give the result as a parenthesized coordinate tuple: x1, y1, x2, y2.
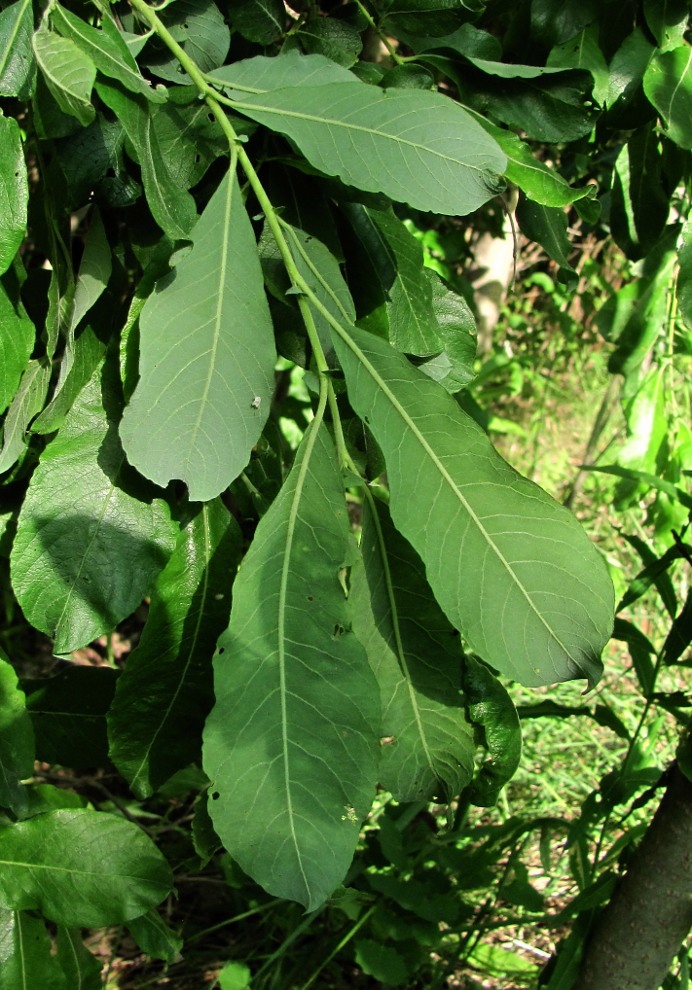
(0, 0, 35, 100)
(351, 497, 475, 802)
(50, 4, 165, 104)
(0, 269, 35, 416)
(32, 24, 96, 127)
(11, 366, 176, 653)
(0, 115, 27, 276)
(0, 809, 173, 927)
(233, 84, 506, 216)
(109, 500, 241, 798)
(463, 655, 522, 805)
(0, 655, 34, 815)
(332, 324, 614, 687)
(120, 171, 276, 501)
(96, 80, 197, 240)
(203, 420, 380, 911)
(0, 911, 65, 990)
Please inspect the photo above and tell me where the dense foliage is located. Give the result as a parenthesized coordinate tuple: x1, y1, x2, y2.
(0, 0, 690, 986)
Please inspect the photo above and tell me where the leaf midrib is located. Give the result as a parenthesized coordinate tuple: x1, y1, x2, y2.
(0, 0, 31, 80)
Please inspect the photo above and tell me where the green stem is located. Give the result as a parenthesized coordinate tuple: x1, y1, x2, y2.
(353, 0, 404, 65)
(299, 904, 378, 990)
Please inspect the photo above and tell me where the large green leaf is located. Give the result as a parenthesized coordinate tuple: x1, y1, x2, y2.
(0, 0, 35, 100)
(643, 44, 692, 149)
(233, 83, 506, 216)
(0, 911, 65, 990)
(109, 500, 240, 797)
(11, 366, 176, 653)
(32, 24, 96, 127)
(0, 269, 35, 416)
(351, 497, 474, 802)
(120, 171, 276, 501)
(203, 420, 380, 910)
(0, 809, 173, 927)
(0, 655, 34, 815)
(332, 324, 614, 687)
(96, 80, 197, 240)
(50, 4, 165, 103)
(0, 115, 27, 276)
(55, 927, 101, 990)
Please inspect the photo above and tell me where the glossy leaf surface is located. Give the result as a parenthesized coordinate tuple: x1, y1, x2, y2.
(11, 367, 176, 653)
(203, 420, 379, 910)
(332, 324, 614, 687)
(0, 911, 64, 990)
(0, 809, 172, 926)
(120, 171, 276, 501)
(109, 500, 240, 797)
(0, 0, 35, 99)
(352, 498, 474, 802)
(234, 83, 506, 215)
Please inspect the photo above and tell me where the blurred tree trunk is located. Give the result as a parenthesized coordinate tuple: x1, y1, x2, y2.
(574, 763, 692, 990)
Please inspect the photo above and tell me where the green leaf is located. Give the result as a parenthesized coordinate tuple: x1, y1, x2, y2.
(0, 268, 35, 416)
(610, 126, 669, 259)
(23, 666, 117, 768)
(120, 171, 276, 501)
(343, 204, 439, 355)
(0, 115, 27, 276)
(297, 15, 362, 68)
(0, 655, 34, 814)
(0, 910, 65, 990)
(109, 500, 240, 798)
(127, 910, 183, 964)
(96, 80, 197, 240)
(0, 0, 35, 100)
(69, 208, 112, 333)
(144, 0, 229, 83)
(50, 4, 165, 104)
(151, 94, 228, 190)
(644, 44, 692, 149)
(218, 961, 252, 990)
(352, 497, 474, 802)
(332, 324, 614, 687)
(678, 219, 692, 331)
(472, 115, 592, 207)
(0, 359, 51, 475)
(32, 24, 96, 127)
(55, 928, 101, 990)
(415, 273, 476, 393)
(230, 0, 285, 44)
(0, 809, 173, 927)
(354, 939, 410, 985)
(643, 0, 689, 52)
(32, 326, 106, 435)
(234, 84, 506, 216)
(203, 420, 380, 910)
(516, 199, 576, 276)
(207, 50, 356, 94)
(11, 366, 176, 653)
(606, 28, 655, 109)
(547, 25, 610, 105)
(463, 655, 522, 805)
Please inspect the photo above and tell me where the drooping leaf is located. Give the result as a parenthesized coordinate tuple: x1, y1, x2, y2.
(516, 199, 576, 276)
(0, 654, 34, 814)
(0, 114, 27, 276)
(120, 171, 276, 501)
(11, 365, 176, 653)
(610, 125, 669, 259)
(32, 24, 96, 127)
(207, 49, 356, 94)
(50, 3, 165, 103)
(0, 809, 173, 927)
(331, 323, 614, 687)
(462, 655, 522, 805)
(127, 910, 183, 964)
(0, 0, 35, 100)
(203, 419, 380, 911)
(351, 496, 474, 802)
(96, 80, 197, 240)
(643, 44, 692, 149)
(109, 500, 240, 797)
(0, 268, 35, 416)
(0, 911, 65, 990)
(0, 359, 51, 475)
(55, 928, 101, 990)
(23, 665, 118, 768)
(233, 83, 506, 216)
